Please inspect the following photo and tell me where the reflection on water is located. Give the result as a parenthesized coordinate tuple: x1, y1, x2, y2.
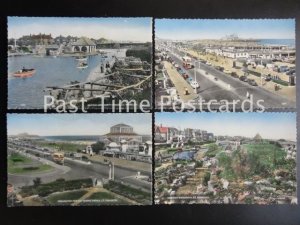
(8, 55, 105, 109)
(173, 150, 196, 161)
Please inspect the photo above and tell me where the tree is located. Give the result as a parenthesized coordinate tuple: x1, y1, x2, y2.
(203, 172, 211, 186)
(91, 141, 105, 154)
(205, 144, 219, 157)
(232, 150, 251, 178)
(33, 177, 42, 187)
(208, 144, 218, 152)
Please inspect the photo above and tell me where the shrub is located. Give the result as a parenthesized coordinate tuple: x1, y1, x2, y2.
(203, 172, 211, 186)
(273, 79, 289, 86)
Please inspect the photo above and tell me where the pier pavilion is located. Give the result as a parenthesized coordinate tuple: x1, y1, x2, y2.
(71, 37, 96, 53)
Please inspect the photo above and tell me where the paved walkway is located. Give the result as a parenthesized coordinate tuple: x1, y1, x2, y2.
(186, 50, 296, 102)
(164, 61, 198, 102)
(88, 155, 151, 173)
(71, 187, 100, 206)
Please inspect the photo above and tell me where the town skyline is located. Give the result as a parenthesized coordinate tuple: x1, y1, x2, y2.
(8, 17, 152, 42)
(156, 19, 295, 40)
(7, 114, 152, 136)
(156, 113, 296, 141)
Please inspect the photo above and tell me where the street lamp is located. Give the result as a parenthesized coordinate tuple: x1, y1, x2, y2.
(193, 60, 201, 93)
(108, 161, 115, 180)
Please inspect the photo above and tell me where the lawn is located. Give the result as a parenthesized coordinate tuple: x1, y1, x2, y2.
(36, 141, 86, 152)
(8, 153, 32, 165)
(218, 142, 288, 180)
(244, 143, 286, 169)
(20, 178, 93, 197)
(272, 79, 289, 86)
(47, 190, 88, 205)
(8, 164, 53, 174)
(8, 153, 53, 174)
(204, 143, 222, 157)
(104, 181, 151, 205)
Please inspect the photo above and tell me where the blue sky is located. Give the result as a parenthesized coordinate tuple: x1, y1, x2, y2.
(156, 112, 296, 141)
(7, 114, 152, 136)
(155, 19, 295, 40)
(8, 17, 152, 41)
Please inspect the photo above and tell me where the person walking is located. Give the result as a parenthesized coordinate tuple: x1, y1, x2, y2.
(185, 87, 189, 95)
(246, 91, 250, 99)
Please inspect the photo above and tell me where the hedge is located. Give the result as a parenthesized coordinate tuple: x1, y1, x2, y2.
(20, 178, 93, 197)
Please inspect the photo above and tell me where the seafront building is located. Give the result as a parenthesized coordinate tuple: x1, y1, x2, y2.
(71, 37, 97, 53)
(205, 44, 295, 59)
(100, 123, 152, 162)
(155, 124, 214, 144)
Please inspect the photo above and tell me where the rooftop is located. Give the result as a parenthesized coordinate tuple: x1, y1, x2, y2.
(111, 123, 133, 128)
(72, 37, 96, 46)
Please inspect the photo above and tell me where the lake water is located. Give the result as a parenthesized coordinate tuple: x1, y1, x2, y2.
(172, 150, 196, 161)
(8, 54, 108, 109)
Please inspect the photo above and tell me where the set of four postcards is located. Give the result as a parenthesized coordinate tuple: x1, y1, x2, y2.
(7, 17, 297, 206)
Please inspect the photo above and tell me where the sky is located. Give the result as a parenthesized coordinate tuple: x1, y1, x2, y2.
(7, 114, 152, 136)
(8, 17, 152, 42)
(156, 112, 296, 141)
(155, 19, 295, 40)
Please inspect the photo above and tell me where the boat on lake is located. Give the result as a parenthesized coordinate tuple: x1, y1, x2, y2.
(77, 61, 88, 69)
(75, 56, 88, 61)
(13, 68, 36, 78)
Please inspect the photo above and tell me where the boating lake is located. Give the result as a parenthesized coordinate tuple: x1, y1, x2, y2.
(8, 54, 109, 109)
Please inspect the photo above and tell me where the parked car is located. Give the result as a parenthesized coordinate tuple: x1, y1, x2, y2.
(190, 81, 200, 89)
(239, 76, 248, 82)
(248, 79, 257, 86)
(206, 61, 212, 66)
(264, 74, 272, 81)
(286, 69, 296, 75)
(215, 66, 224, 71)
(224, 69, 231, 74)
(231, 72, 239, 78)
(183, 74, 189, 79)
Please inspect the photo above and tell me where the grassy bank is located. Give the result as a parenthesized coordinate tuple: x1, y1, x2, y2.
(104, 181, 151, 205)
(20, 178, 93, 197)
(47, 190, 88, 205)
(217, 143, 288, 181)
(8, 153, 53, 174)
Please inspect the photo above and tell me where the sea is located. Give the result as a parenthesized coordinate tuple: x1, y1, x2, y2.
(42, 135, 101, 142)
(258, 39, 295, 47)
(8, 53, 115, 109)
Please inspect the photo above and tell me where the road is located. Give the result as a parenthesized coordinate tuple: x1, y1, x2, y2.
(8, 146, 151, 192)
(168, 48, 295, 109)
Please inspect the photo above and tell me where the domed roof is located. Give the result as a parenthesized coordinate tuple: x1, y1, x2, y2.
(108, 142, 118, 147)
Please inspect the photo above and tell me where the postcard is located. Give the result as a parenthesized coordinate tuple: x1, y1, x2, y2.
(8, 17, 152, 111)
(7, 113, 152, 206)
(155, 19, 296, 111)
(155, 112, 297, 204)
